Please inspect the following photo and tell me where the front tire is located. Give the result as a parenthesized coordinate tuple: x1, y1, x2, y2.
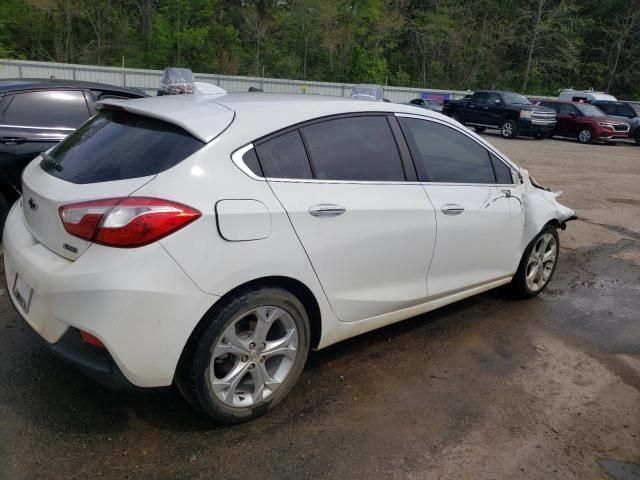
(177, 286, 310, 424)
(452, 112, 463, 124)
(634, 130, 640, 146)
(510, 226, 559, 299)
(501, 119, 518, 139)
(532, 132, 546, 140)
(474, 126, 486, 133)
(578, 127, 593, 144)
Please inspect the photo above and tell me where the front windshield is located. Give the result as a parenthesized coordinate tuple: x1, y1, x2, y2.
(502, 93, 531, 105)
(576, 104, 606, 117)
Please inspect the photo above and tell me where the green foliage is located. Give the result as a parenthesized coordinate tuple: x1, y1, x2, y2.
(1, 0, 639, 98)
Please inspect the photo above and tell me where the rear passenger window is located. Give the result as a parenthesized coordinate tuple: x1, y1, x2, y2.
(256, 130, 312, 179)
(4, 90, 89, 128)
(399, 118, 496, 184)
(300, 116, 405, 181)
(242, 148, 263, 177)
(490, 153, 513, 184)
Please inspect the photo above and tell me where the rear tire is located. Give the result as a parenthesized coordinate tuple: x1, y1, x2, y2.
(176, 286, 310, 424)
(634, 130, 640, 146)
(474, 126, 486, 133)
(532, 132, 546, 140)
(509, 226, 559, 299)
(501, 119, 518, 139)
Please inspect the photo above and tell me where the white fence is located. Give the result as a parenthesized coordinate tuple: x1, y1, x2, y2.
(0, 59, 468, 103)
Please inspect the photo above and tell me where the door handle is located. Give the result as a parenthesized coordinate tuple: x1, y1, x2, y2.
(441, 204, 464, 216)
(308, 204, 346, 217)
(0, 136, 27, 146)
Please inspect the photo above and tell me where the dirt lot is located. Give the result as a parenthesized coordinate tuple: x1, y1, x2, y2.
(0, 134, 638, 480)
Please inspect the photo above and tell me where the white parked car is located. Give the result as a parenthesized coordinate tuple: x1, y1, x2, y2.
(3, 93, 575, 423)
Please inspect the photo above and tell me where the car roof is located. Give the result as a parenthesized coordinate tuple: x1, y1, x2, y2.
(99, 92, 450, 143)
(0, 78, 147, 96)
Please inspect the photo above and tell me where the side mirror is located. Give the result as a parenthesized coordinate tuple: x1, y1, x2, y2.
(568, 112, 577, 118)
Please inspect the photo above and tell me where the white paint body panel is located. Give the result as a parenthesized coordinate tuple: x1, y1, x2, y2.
(216, 199, 271, 241)
(424, 184, 523, 297)
(267, 181, 437, 322)
(2, 93, 576, 389)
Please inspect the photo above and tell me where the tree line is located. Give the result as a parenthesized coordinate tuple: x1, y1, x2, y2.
(1, 0, 639, 98)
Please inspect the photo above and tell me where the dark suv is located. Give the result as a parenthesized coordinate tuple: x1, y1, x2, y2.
(0, 79, 147, 230)
(591, 101, 640, 145)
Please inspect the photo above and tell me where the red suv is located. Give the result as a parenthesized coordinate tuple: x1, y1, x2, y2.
(536, 100, 630, 144)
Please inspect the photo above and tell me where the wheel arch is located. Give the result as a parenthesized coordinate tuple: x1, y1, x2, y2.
(176, 275, 323, 377)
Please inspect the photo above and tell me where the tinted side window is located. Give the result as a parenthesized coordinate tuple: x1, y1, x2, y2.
(242, 148, 263, 177)
(399, 118, 496, 184)
(4, 90, 89, 128)
(486, 93, 500, 104)
(615, 104, 635, 117)
(410, 99, 424, 105)
(559, 104, 577, 115)
(594, 102, 611, 114)
(45, 110, 204, 184)
(256, 130, 312, 179)
(490, 153, 513, 184)
(301, 116, 405, 181)
(471, 92, 488, 104)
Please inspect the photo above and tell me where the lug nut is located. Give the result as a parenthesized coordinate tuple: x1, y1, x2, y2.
(241, 355, 248, 362)
(248, 363, 255, 370)
(260, 343, 266, 351)
(249, 342, 256, 350)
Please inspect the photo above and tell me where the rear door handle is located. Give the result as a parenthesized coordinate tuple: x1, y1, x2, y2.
(0, 136, 27, 146)
(308, 204, 346, 217)
(441, 204, 464, 216)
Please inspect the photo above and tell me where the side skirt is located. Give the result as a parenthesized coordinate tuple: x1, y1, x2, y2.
(317, 275, 513, 349)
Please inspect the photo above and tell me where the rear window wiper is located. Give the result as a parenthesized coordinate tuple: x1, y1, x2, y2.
(40, 151, 63, 172)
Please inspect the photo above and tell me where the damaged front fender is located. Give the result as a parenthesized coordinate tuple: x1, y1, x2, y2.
(519, 169, 576, 250)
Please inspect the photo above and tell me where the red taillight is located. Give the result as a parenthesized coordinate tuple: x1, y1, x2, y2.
(59, 197, 201, 248)
(79, 330, 106, 350)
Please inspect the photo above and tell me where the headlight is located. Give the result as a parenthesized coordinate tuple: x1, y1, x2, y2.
(597, 121, 614, 128)
(520, 110, 532, 119)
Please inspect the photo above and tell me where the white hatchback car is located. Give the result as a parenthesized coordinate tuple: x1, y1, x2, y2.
(4, 93, 575, 423)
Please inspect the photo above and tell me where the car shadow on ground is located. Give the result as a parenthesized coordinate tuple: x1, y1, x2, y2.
(0, 290, 494, 434)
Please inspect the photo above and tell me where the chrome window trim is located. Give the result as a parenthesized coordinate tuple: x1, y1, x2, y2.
(231, 111, 521, 187)
(231, 143, 266, 181)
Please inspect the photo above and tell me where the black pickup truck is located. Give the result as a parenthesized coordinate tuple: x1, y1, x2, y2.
(443, 90, 556, 139)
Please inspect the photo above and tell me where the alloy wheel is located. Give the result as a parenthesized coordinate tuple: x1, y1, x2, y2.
(578, 128, 592, 143)
(209, 306, 299, 408)
(525, 233, 557, 292)
(502, 122, 514, 137)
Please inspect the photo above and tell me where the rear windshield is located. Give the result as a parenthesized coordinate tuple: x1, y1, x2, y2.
(42, 109, 204, 184)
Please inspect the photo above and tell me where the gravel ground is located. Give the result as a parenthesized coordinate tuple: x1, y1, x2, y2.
(0, 134, 638, 480)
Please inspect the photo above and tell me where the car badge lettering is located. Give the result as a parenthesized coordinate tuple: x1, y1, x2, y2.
(28, 198, 38, 211)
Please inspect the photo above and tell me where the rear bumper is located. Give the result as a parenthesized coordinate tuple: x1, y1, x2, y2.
(3, 202, 219, 388)
(50, 328, 141, 390)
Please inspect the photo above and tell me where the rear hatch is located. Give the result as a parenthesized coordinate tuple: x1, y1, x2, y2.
(21, 100, 233, 260)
